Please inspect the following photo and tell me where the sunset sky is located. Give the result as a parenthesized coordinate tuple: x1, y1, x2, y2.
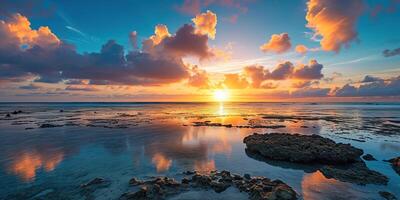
(0, 0, 400, 102)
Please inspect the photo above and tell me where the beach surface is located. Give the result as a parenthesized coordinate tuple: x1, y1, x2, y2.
(0, 102, 399, 199)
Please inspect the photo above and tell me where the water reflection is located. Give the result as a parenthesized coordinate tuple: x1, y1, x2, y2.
(0, 102, 399, 199)
(8, 151, 64, 182)
(151, 153, 172, 172)
(301, 171, 365, 200)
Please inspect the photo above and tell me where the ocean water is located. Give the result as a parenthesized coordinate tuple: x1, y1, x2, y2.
(0, 102, 399, 199)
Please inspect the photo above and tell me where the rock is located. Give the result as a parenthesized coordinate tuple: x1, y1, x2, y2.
(385, 157, 400, 175)
(320, 161, 388, 185)
(129, 177, 143, 186)
(60, 109, 64, 112)
(124, 171, 297, 200)
(192, 174, 212, 187)
(362, 154, 377, 161)
(12, 110, 22, 115)
(80, 177, 107, 188)
(274, 184, 297, 200)
(379, 191, 398, 200)
(243, 133, 363, 164)
(120, 187, 147, 200)
(5, 113, 11, 118)
(233, 174, 243, 180)
(39, 124, 63, 128)
(183, 170, 196, 175)
(210, 181, 230, 193)
(181, 177, 190, 184)
(244, 173, 251, 180)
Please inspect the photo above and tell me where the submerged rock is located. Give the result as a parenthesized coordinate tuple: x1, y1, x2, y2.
(39, 124, 63, 128)
(362, 154, 377, 161)
(12, 110, 22, 115)
(129, 177, 143, 186)
(385, 157, 400, 175)
(320, 161, 388, 185)
(243, 133, 363, 164)
(80, 177, 107, 188)
(379, 191, 398, 200)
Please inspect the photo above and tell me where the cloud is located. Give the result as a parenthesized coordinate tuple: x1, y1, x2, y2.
(291, 87, 330, 97)
(162, 24, 213, 59)
(334, 76, 400, 97)
(295, 45, 308, 54)
(291, 80, 318, 89)
(260, 33, 291, 54)
(361, 75, 383, 83)
(187, 66, 210, 88)
(19, 83, 41, 90)
(0, 13, 60, 49)
(323, 72, 342, 83)
(129, 31, 138, 49)
(383, 47, 400, 57)
(222, 73, 249, 89)
(243, 65, 268, 88)
(305, 0, 364, 52)
(65, 85, 99, 92)
(267, 61, 294, 80)
(0, 13, 215, 88)
(150, 24, 170, 45)
(240, 60, 324, 89)
(292, 60, 324, 80)
(192, 10, 217, 39)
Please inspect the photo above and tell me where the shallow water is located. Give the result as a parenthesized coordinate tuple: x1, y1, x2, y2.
(0, 102, 399, 199)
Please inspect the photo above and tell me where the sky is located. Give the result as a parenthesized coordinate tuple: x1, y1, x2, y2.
(0, 0, 400, 102)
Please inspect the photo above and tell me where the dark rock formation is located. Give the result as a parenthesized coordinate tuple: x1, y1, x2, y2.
(379, 191, 398, 200)
(12, 110, 22, 115)
(385, 157, 400, 175)
(362, 154, 377, 161)
(320, 161, 388, 185)
(243, 133, 363, 164)
(244, 133, 389, 186)
(39, 124, 63, 128)
(120, 171, 297, 200)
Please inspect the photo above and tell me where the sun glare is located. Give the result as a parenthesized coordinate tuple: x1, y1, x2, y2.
(213, 89, 229, 102)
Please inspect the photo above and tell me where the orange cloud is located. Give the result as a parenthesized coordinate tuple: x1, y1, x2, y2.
(260, 33, 291, 54)
(306, 0, 363, 52)
(149, 24, 170, 45)
(188, 66, 210, 88)
(223, 73, 249, 89)
(1, 13, 60, 49)
(192, 10, 217, 39)
(295, 44, 308, 54)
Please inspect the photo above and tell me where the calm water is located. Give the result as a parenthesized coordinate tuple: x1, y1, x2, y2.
(0, 102, 399, 199)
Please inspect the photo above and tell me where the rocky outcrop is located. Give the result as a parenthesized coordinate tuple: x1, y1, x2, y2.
(243, 133, 363, 164)
(243, 133, 389, 185)
(119, 170, 297, 200)
(362, 154, 376, 161)
(320, 161, 388, 185)
(385, 157, 400, 175)
(379, 191, 398, 200)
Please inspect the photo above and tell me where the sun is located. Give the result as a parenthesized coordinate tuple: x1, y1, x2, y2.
(213, 89, 229, 102)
